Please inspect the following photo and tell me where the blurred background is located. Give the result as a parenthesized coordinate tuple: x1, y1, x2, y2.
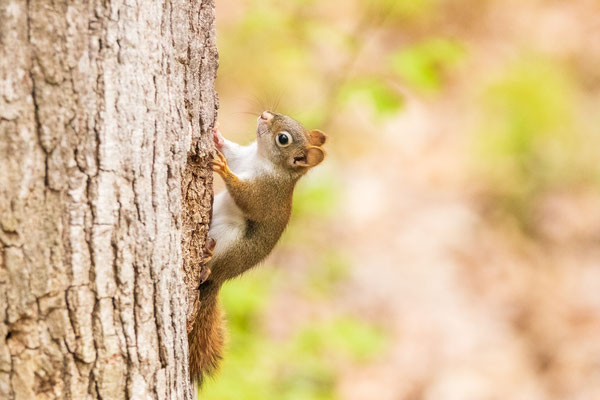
(202, 0, 600, 399)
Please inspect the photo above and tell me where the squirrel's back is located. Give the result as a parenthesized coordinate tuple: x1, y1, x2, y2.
(208, 183, 292, 282)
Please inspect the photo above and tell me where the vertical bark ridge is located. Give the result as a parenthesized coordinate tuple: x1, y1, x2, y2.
(181, 0, 218, 331)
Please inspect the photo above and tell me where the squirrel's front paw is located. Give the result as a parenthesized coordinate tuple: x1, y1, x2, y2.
(211, 151, 231, 178)
(213, 122, 224, 149)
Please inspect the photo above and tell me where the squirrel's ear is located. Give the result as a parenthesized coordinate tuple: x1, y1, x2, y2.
(308, 129, 327, 146)
(293, 146, 325, 168)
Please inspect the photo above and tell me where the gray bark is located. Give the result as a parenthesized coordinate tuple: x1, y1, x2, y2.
(0, 1, 217, 399)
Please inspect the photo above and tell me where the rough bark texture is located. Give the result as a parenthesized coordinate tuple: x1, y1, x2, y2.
(0, 1, 217, 399)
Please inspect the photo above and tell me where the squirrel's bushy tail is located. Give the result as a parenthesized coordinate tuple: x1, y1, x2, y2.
(188, 283, 225, 386)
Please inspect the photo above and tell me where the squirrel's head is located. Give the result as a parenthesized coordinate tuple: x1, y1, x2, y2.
(256, 111, 327, 178)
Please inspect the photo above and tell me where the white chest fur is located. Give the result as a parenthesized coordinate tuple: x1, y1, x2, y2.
(209, 140, 274, 260)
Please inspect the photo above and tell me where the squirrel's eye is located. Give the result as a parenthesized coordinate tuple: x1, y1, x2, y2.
(276, 132, 292, 147)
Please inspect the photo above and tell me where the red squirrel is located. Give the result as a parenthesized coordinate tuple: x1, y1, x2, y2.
(188, 111, 327, 385)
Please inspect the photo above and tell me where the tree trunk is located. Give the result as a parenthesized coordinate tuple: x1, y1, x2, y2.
(0, 1, 217, 399)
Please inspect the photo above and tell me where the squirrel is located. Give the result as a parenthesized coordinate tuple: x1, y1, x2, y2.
(188, 110, 327, 386)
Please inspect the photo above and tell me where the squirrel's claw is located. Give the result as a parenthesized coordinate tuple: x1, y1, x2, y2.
(198, 267, 211, 287)
(211, 150, 225, 166)
(212, 122, 224, 149)
(211, 151, 231, 178)
(203, 237, 215, 264)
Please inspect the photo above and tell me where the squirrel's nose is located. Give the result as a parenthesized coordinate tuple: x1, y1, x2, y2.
(260, 111, 274, 122)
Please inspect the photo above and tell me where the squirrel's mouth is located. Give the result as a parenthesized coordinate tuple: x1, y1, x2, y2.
(256, 123, 268, 137)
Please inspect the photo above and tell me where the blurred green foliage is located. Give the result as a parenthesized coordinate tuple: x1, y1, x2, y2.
(390, 38, 465, 93)
(209, 0, 599, 397)
(200, 266, 387, 400)
(338, 78, 405, 117)
(306, 251, 352, 298)
(472, 54, 586, 228)
(292, 175, 342, 220)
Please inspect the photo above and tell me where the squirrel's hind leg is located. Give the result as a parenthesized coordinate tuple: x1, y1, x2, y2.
(198, 237, 216, 288)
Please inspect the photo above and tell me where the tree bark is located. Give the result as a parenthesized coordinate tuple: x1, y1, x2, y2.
(0, 1, 217, 399)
